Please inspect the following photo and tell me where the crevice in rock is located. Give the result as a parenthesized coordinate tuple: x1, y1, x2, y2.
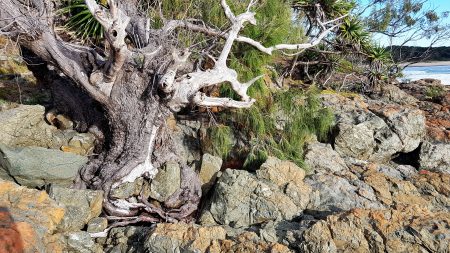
(303, 209, 337, 220)
(328, 124, 340, 150)
(392, 143, 422, 168)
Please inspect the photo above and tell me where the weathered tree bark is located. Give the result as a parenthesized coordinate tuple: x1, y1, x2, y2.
(0, 0, 346, 234)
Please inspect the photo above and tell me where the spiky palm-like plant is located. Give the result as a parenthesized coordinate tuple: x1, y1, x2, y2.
(365, 45, 392, 91)
(338, 18, 369, 48)
(59, 0, 106, 42)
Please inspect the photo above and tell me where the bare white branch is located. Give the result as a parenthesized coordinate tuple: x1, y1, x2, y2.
(159, 49, 191, 93)
(193, 92, 255, 108)
(85, 0, 131, 96)
(235, 24, 340, 55)
(160, 0, 346, 111)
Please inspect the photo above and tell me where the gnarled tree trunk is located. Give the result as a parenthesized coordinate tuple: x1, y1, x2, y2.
(0, 0, 346, 234)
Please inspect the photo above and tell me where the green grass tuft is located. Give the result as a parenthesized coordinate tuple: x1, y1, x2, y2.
(202, 125, 234, 159)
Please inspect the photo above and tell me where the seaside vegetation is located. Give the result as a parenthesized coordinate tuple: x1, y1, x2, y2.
(16, 0, 449, 169)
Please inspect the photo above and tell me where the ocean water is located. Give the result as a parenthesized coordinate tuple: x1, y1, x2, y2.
(401, 65, 450, 85)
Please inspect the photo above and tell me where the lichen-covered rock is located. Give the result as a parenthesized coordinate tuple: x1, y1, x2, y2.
(0, 179, 65, 253)
(142, 223, 292, 253)
(322, 93, 426, 162)
(202, 157, 311, 228)
(420, 142, 450, 174)
(306, 172, 384, 214)
(369, 102, 426, 153)
(87, 217, 108, 234)
(149, 162, 181, 202)
(48, 186, 103, 232)
(335, 122, 377, 160)
(380, 84, 419, 105)
(299, 205, 450, 253)
(306, 161, 449, 216)
(110, 177, 144, 199)
(304, 142, 348, 174)
(62, 231, 103, 253)
(0, 144, 88, 187)
(397, 80, 450, 143)
(0, 105, 57, 148)
(199, 153, 222, 194)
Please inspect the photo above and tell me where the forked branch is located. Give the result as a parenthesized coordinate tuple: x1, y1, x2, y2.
(161, 0, 346, 111)
(85, 0, 131, 96)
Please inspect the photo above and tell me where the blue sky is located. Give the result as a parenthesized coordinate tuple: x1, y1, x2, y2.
(358, 0, 450, 47)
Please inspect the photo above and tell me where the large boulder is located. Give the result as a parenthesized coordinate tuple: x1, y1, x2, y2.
(0, 179, 65, 253)
(304, 142, 349, 174)
(201, 157, 311, 228)
(0, 105, 97, 155)
(0, 145, 88, 187)
(368, 102, 426, 153)
(0, 105, 57, 148)
(420, 142, 450, 174)
(322, 93, 426, 162)
(305, 142, 348, 174)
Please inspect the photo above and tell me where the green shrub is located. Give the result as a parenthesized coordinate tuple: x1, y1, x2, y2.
(425, 85, 445, 100)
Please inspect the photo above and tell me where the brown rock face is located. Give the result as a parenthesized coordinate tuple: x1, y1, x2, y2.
(300, 205, 450, 253)
(0, 179, 65, 253)
(144, 223, 292, 253)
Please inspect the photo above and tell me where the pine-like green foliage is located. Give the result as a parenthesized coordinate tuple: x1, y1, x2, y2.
(219, 86, 334, 169)
(202, 125, 234, 159)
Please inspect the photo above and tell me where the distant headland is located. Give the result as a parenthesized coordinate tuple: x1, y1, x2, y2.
(392, 46, 450, 63)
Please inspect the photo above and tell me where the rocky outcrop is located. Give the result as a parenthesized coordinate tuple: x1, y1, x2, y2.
(299, 205, 450, 253)
(0, 145, 88, 187)
(201, 157, 311, 228)
(322, 93, 426, 162)
(144, 223, 292, 253)
(304, 140, 449, 214)
(380, 84, 419, 105)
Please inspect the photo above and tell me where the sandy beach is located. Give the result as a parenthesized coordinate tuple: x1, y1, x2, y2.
(406, 61, 450, 67)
